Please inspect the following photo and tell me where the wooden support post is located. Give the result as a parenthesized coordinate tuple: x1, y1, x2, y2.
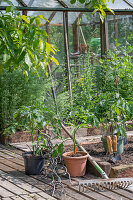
(46, 24, 50, 43)
(93, 13, 97, 38)
(22, 10, 27, 16)
(63, 11, 72, 102)
(100, 20, 106, 58)
(105, 17, 109, 51)
(72, 23, 79, 52)
(114, 16, 118, 39)
(72, 21, 80, 78)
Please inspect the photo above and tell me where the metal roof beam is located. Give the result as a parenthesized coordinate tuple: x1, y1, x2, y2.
(0, 6, 133, 14)
(16, 0, 27, 7)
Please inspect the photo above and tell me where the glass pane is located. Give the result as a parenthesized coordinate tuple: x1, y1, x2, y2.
(0, 0, 20, 6)
(27, 10, 52, 20)
(63, 0, 85, 8)
(29, 0, 63, 8)
(107, 15, 133, 49)
(106, 0, 132, 9)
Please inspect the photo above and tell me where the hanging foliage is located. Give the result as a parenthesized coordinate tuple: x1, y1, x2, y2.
(0, 6, 59, 80)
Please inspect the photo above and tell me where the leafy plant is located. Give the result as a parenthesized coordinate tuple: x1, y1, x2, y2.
(0, 5, 59, 130)
(64, 105, 99, 155)
(70, 0, 115, 22)
(0, 6, 59, 79)
(10, 102, 64, 157)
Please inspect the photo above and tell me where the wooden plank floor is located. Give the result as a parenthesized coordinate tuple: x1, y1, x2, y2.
(0, 144, 133, 200)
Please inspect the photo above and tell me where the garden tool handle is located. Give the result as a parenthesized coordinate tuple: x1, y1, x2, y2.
(112, 135, 117, 152)
(107, 136, 113, 154)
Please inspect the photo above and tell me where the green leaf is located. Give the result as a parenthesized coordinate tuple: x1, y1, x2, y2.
(27, 49, 34, 60)
(114, 107, 120, 115)
(50, 57, 59, 65)
(70, 0, 76, 4)
(38, 15, 49, 22)
(20, 15, 30, 24)
(45, 71, 48, 78)
(25, 53, 32, 68)
(46, 42, 52, 55)
(23, 70, 28, 81)
(17, 51, 26, 63)
(52, 150, 57, 158)
(58, 143, 63, 157)
(94, 117, 99, 128)
(0, 62, 3, 74)
(79, 0, 85, 3)
(30, 17, 35, 24)
(6, 6, 12, 12)
(35, 17, 41, 27)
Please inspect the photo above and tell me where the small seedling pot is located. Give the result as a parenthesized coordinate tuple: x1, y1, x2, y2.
(63, 151, 88, 177)
(22, 151, 45, 175)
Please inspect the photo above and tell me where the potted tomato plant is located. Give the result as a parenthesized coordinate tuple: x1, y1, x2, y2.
(12, 102, 63, 175)
(62, 107, 99, 177)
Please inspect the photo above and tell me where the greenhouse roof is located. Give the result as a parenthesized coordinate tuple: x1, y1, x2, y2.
(0, 0, 132, 25)
(0, 0, 133, 9)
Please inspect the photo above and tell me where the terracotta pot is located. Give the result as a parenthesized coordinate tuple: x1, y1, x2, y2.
(63, 151, 88, 177)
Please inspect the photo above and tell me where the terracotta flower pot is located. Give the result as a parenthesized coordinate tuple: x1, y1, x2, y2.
(63, 151, 88, 177)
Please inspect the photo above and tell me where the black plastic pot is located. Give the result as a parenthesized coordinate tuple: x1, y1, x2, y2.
(22, 151, 45, 175)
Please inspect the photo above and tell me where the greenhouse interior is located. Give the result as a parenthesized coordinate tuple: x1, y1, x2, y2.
(0, 0, 133, 199)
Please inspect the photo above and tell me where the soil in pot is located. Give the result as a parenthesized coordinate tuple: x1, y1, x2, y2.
(63, 151, 88, 177)
(22, 151, 45, 175)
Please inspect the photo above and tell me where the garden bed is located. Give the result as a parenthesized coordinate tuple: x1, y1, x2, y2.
(63, 136, 133, 178)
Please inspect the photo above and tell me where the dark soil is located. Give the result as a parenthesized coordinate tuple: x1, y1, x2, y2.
(85, 136, 133, 166)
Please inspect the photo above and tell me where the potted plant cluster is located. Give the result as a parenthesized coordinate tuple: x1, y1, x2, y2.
(62, 107, 99, 177)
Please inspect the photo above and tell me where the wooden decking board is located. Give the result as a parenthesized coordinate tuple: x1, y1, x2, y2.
(10, 197, 24, 200)
(0, 153, 24, 167)
(0, 149, 23, 159)
(126, 185, 133, 193)
(107, 188, 133, 200)
(0, 162, 15, 172)
(0, 144, 133, 199)
(0, 186, 15, 198)
(67, 184, 111, 200)
(62, 187, 93, 200)
(0, 178, 28, 196)
(0, 159, 24, 171)
(0, 170, 41, 193)
(20, 193, 47, 200)
(0, 144, 24, 156)
(37, 191, 59, 200)
(0, 152, 23, 166)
